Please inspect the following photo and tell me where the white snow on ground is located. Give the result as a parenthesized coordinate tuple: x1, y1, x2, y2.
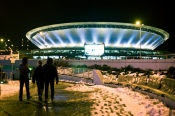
(0, 80, 173, 116)
(0, 80, 20, 98)
(65, 83, 170, 116)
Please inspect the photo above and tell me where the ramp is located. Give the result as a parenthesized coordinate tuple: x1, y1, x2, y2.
(93, 70, 103, 85)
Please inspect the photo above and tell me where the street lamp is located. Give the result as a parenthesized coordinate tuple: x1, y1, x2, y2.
(135, 21, 144, 59)
(5, 42, 7, 50)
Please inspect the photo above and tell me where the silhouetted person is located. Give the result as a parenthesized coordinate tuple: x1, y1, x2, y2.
(42, 58, 59, 102)
(19, 57, 31, 101)
(32, 60, 44, 101)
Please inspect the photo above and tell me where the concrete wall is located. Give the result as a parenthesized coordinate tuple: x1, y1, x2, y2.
(65, 59, 175, 70)
(1, 59, 174, 71)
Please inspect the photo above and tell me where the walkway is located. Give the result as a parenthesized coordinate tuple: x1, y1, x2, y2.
(0, 81, 92, 116)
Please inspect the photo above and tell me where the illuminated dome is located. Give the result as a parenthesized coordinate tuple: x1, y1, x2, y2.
(26, 22, 169, 50)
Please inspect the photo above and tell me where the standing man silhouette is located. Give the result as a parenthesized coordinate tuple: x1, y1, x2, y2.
(19, 57, 31, 101)
(32, 60, 44, 101)
(42, 58, 59, 102)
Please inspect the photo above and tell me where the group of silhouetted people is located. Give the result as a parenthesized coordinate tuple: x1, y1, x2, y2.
(19, 57, 59, 103)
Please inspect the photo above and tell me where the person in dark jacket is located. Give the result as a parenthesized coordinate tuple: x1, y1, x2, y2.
(32, 60, 44, 101)
(42, 58, 59, 102)
(19, 57, 31, 101)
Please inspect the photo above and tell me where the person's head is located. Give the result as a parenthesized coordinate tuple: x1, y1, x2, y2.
(38, 60, 42, 65)
(47, 58, 53, 64)
(22, 57, 28, 64)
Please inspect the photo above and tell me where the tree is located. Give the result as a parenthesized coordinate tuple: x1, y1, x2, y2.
(167, 66, 175, 78)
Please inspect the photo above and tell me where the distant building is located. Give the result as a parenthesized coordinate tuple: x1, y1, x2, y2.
(26, 22, 169, 60)
(0, 50, 20, 60)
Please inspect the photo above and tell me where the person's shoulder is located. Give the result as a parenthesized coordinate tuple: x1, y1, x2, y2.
(36, 64, 42, 68)
(35, 66, 39, 70)
(43, 64, 48, 69)
(38, 65, 43, 69)
(19, 63, 24, 68)
(51, 64, 56, 67)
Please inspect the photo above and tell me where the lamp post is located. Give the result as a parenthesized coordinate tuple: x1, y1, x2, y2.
(5, 42, 7, 50)
(136, 21, 144, 59)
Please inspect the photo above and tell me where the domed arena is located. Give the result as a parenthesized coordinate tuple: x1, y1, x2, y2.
(26, 22, 169, 60)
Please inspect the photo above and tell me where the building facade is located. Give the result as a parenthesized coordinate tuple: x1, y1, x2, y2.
(26, 22, 169, 59)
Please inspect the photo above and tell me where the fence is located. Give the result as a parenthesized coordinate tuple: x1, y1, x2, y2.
(58, 67, 93, 79)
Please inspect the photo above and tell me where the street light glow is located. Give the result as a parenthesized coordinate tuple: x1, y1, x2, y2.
(136, 21, 141, 26)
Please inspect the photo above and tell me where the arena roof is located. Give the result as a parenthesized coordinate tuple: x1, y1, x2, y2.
(26, 22, 169, 50)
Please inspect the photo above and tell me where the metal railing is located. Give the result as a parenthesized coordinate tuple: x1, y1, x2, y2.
(57, 67, 94, 84)
(58, 67, 93, 79)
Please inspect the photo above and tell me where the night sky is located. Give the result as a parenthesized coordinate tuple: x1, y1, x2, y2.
(0, 1, 174, 52)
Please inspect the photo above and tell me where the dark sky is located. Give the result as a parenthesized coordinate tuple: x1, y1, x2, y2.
(0, 1, 174, 52)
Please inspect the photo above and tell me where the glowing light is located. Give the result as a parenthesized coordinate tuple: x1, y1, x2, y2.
(77, 29, 86, 46)
(47, 36, 56, 48)
(31, 36, 43, 49)
(53, 31, 65, 47)
(115, 29, 126, 47)
(65, 29, 76, 47)
(84, 44, 104, 56)
(136, 21, 141, 26)
(92, 28, 98, 44)
(26, 22, 169, 51)
(103, 28, 112, 46)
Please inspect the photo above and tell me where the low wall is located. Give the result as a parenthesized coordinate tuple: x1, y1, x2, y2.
(59, 75, 93, 83)
(161, 78, 175, 94)
(106, 75, 175, 96)
(1, 59, 175, 71)
(65, 59, 175, 70)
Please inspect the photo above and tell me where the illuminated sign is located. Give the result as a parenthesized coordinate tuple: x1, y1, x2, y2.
(84, 43, 104, 56)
